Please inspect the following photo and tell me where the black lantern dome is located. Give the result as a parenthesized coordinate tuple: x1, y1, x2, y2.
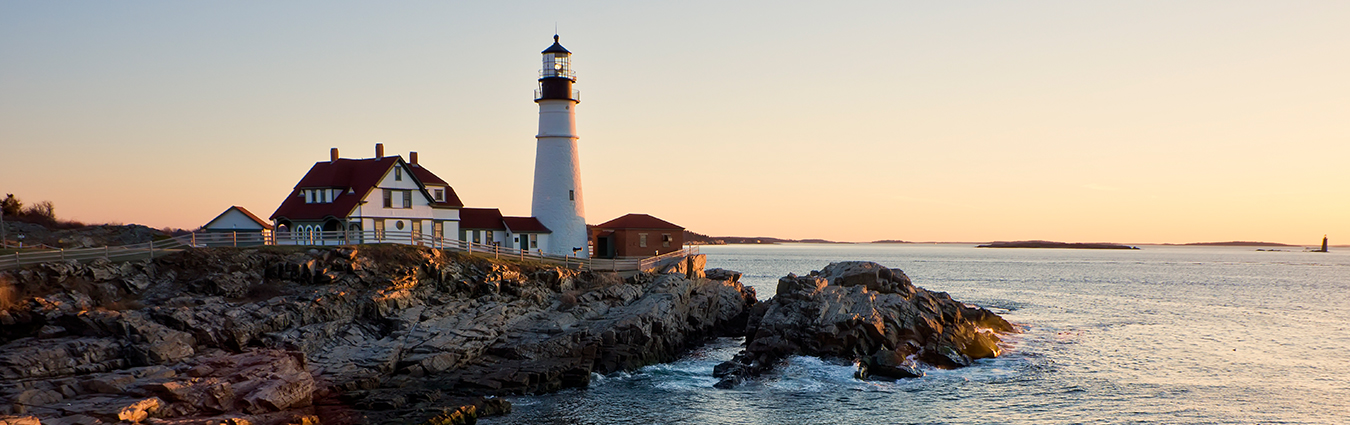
(536, 35, 578, 102)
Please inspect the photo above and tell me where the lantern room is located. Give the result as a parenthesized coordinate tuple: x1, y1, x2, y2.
(536, 35, 579, 102)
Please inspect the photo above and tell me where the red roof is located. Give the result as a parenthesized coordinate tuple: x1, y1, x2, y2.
(459, 208, 506, 230)
(409, 166, 464, 208)
(409, 165, 447, 185)
(270, 156, 463, 222)
(502, 216, 550, 233)
(594, 213, 683, 230)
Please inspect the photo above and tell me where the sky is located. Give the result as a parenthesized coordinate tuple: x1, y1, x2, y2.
(1, 1, 1346, 244)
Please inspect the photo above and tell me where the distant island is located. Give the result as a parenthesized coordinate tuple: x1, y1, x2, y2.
(683, 230, 846, 245)
(1175, 241, 1297, 247)
(977, 240, 1139, 250)
(869, 240, 913, 244)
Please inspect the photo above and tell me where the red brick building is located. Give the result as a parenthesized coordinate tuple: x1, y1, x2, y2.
(590, 214, 684, 258)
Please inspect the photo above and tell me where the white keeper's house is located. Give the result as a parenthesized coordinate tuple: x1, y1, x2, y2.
(269, 143, 551, 248)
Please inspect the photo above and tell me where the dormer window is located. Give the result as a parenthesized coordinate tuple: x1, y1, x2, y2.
(434, 189, 444, 202)
(395, 167, 402, 181)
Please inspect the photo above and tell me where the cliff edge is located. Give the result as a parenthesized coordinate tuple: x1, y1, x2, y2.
(0, 245, 755, 424)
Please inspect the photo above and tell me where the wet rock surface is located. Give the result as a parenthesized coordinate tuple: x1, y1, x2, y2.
(713, 261, 1014, 388)
(0, 245, 755, 424)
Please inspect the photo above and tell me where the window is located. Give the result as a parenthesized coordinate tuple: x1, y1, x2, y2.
(395, 167, 402, 181)
(411, 220, 421, 237)
(639, 233, 648, 248)
(395, 220, 404, 230)
(434, 189, 444, 202)
(402, 190, 412, 208)
(569, 190, 575, 201)
(662, 233, 672, 248)
(459, 229, 467, 241)
(433, 221, 443, 239)
(374, 219, 386, 238)
(485, 231, 494, 244)
(305, 190, 312, 204)
(324, 189, 331, 203)
(472, 230, 480, 243)
(383, 189, 392, 208)
(530, 237, 537, 248)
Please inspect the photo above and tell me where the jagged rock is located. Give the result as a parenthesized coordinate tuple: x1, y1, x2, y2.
(704, 268, 741, 282)
(685, 254, 707, 279)
(117, 397, 163, 423)
(82, 374, 135, 394)
(714, 261, 1013, 388)
(857, 349, 924, 380)
(152, 379, 236, 413)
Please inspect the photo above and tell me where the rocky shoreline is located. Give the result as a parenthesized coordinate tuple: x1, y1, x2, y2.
(0, 245, 755, 424)
(0, 248, 1011, 425)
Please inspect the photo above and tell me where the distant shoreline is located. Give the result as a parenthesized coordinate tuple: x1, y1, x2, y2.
(682, 231, 1329, 249)
(976, 241, 1139, 250)
(1166, 241, 1298, 247)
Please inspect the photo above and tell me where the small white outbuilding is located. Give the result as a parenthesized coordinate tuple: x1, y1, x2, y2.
(202, 206, 273, 246)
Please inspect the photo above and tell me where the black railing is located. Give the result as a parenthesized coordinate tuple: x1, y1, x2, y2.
(533, 88, 580, 102)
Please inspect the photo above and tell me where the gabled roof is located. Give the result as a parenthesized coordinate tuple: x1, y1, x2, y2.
(270, 156, 463, 222)
(503, 216, 550, 233)
(410, 165, 464, 208)
(205, 206, 274, 230)
(459, 208, 506, 230)
(594, 213, 683, 230)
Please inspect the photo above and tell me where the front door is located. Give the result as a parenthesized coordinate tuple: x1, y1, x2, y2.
(520, 234, 530, 251)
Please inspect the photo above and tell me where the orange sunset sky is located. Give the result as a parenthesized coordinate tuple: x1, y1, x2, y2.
(1, 2, 1346, 245)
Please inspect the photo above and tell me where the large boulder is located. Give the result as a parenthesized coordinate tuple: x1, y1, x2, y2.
(714, 261, 1014, 387)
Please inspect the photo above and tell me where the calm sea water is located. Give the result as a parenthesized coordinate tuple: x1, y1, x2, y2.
(489, 244, 1350, 424)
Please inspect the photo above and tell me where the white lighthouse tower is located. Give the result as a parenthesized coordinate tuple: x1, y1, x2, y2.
(531, 35, 588, 258)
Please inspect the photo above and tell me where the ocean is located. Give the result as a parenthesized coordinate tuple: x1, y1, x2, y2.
(487, 243, 1350, 424)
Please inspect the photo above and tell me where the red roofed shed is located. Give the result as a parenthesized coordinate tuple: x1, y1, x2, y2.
(590, 213, 684, 258)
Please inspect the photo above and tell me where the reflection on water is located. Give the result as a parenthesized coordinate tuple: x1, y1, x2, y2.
(488, 244, 1350, 424)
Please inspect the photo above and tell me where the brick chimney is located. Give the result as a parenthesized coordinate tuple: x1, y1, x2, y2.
(330, 148, 339, 162)
(375, 143, 385, 158)
(410, 152, 418, 166)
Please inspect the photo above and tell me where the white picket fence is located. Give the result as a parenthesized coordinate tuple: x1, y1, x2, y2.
(0, 230, 698, 273)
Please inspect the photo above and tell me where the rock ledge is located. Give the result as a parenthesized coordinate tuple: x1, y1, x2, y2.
(713, 261, 1014, 387)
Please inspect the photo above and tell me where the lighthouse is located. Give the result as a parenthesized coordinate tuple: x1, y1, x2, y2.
(531, 35, 588, 257)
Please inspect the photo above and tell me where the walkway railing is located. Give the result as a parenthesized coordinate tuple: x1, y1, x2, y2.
(0, 230, 699, 273)
(0, 237, 190, 270)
